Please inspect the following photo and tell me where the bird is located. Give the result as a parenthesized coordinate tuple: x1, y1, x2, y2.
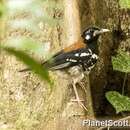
(19, 26, 110, 110)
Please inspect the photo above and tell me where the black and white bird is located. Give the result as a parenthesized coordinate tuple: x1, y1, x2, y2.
(20, 27, 110, 110)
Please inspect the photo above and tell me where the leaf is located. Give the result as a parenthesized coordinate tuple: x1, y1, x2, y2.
(0, 2, 6, 18)
(106, 91, 130, 113)
(119, 0, 130, 8)
(112, 51, 130, 73)
(1, 46, 51, 85)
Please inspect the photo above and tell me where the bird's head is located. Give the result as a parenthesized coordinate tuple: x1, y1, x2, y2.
(82, 27, 110, 53)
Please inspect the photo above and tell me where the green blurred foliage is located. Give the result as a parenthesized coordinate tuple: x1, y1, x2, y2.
(106, 91, 130, 113)
(0, 1, 5, 18)
(112, 51, 130, 73)
(1, 46, 51, 85)
(119, 0, 130, 8)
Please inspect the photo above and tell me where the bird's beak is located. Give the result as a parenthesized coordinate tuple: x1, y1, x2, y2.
(100, 28, 110, 33)
(94, 28, 110, 36)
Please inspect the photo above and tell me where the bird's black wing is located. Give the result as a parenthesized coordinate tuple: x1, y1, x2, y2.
(43, 48, 93, 70)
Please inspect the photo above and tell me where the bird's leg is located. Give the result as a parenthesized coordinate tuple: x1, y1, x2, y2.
(68, 66, 87, 110)
(78, 82, 87, 95)
(72, 82, 84, 102)
(71, 81, 87, 111)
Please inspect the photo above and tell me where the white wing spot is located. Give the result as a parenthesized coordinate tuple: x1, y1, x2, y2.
(80, 52, 90, 57)
(88, 49, 92, 55)
(66, 59, 77, 62)
(75, 53, 79, 57)
(92, 54, 98, 59)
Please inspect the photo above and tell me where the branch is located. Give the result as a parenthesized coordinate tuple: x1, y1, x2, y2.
(64, 0, 81, 45)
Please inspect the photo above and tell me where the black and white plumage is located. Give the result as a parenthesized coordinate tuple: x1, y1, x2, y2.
(43, 48, 98, 73)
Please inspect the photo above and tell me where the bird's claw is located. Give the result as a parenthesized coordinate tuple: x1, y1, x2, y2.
(72, 83, 87, 111)
(71, 99, 85, 102)
(71, 98, 87, 111)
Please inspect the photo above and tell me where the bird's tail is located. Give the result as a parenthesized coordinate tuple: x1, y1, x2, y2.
(19, 60, 48, 72)
(19, 54, 69, 72)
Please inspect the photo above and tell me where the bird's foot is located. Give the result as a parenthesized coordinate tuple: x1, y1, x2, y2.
(71, 98, 87, 111)
(71, 99, 84, 102)
(72, 83, 87, 111)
